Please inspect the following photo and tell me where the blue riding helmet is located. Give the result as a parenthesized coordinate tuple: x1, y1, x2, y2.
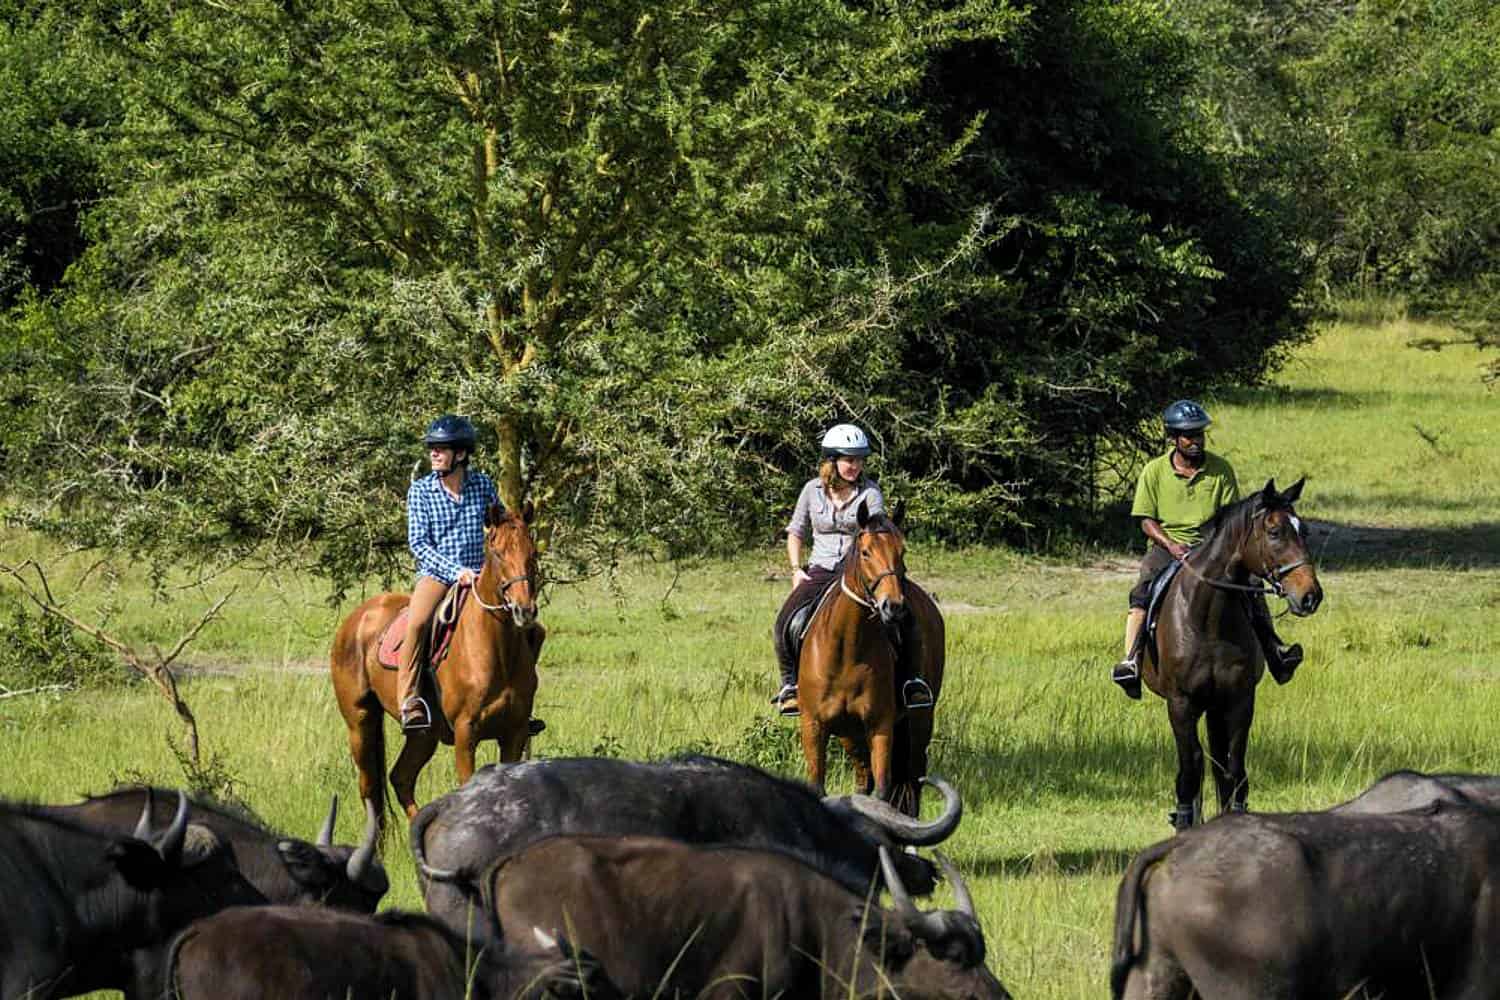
(1163, 399, 1211, 434)
(423, 414, 477, 452)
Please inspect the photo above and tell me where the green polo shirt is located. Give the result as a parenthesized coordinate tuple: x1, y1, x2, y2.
(1131, 449, 1240, 546)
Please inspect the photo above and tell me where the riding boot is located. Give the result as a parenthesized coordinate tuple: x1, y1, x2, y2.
(895, 614, 934, 710)
(1112, 610, 1146, 700)
(1247, 596, 1303, 685)
(771, 652, 800, 717)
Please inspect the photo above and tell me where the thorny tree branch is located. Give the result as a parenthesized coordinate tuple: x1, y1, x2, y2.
(0, 559, 234, 765)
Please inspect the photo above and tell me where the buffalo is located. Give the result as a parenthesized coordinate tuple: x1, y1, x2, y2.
(410, 755, 962, 939)
(1112, 802, 1500, 999)
(1, 790, 264, 999)
(42, 785, 387, 912)
(165, 905, 619, 1000)
(487, 835, 1009, 1000)
(1332, 769, 1500, 814)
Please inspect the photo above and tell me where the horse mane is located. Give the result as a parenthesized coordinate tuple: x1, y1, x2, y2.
(1194, 488, 1265, 550)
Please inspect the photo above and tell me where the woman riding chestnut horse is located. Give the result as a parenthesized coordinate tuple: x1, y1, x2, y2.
(774, 424, 945, 811)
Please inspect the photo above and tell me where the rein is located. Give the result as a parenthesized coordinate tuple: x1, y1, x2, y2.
(1176, 510, 1310, 599)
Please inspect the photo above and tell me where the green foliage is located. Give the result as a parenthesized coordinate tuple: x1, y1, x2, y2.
(1, 0, 1312, 591)
(0, 595, 121, 692)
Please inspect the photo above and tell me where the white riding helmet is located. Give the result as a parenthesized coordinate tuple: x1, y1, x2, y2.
(820, 423, 872, 459)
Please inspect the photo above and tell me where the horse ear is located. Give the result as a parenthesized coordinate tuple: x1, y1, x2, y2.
(892, 499, 906, 529)
(484, 502, 503, 528)
(1261, 478, 1279, 506)
(1280, 477, 1305, 506)
(856, 498, 871, 528)
(521, 500, 535, 524)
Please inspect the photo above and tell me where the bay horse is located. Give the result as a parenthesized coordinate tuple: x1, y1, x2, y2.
(330, 501, 542, 827)
(798, 499, 946, 814)
(1142, 478, 1323, 830)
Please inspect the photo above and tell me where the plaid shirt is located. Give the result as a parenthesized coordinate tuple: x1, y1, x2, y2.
(406, 470, 501, 584)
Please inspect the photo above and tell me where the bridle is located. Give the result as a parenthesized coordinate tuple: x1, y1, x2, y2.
(471, 530, 538, 619)
(1177, 508, 1310, 600)
(839, 525, 905, 615)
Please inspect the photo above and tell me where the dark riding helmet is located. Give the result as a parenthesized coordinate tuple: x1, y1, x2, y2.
(1163, 399, 1211, 434)
(423, 414, 477, 452)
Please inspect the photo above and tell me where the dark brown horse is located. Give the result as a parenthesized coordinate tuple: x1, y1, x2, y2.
(1143, 478, 1323, 829)
(330, 502, 542, 826)
(798, 499, 945, 813)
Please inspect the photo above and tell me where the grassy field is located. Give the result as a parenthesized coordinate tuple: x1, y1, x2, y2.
(3, 316, 1498, 998)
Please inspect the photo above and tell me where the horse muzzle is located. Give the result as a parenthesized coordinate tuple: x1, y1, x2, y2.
(509, 603, 539, 629)
(876, 597, 908, 626)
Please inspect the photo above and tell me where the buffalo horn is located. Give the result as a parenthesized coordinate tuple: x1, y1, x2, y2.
(878, 846, 921, 920)
(935, 851, 977, 921)
(317, 795, 338, 848)
(154, 791, 190, 864)
(345, 798, 379, 886)
(844, 775, 962, 846)
(133, 788, 155, 841)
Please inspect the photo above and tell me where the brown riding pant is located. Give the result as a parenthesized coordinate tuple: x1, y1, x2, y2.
(398, 576, 449, 708)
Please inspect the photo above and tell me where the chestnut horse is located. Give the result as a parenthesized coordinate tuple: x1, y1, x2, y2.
(330, 502, 542, 826)
(1143, 478, 1323, 830)
(798, 499, 945, 814)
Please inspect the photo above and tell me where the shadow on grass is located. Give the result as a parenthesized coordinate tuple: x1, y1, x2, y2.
(1307, 519, 1500, 570)
(931, 725, 1428, 820)
(963, 848, 1142, 879)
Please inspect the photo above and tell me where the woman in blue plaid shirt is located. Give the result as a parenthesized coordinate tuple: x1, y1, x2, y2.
(398, 414, 500, 731)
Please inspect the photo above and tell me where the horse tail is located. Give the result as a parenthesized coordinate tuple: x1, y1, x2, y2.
(1110, 838, 1174, 999)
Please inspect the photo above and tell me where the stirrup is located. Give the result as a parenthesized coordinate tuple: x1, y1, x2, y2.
(772, 683, 799, 717)
(902, 679, 935, 711)
(1112, 659, 1142, 700)
(400, 697, 432, 732)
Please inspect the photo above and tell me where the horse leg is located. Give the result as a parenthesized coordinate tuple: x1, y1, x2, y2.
(498, 721, 529, 764)
(389, 731, 439, 820)
(1222, 696, 1254, 811)
(1205, 708, 1236, 816)
(1166, 696, 1205, 831)
(800, 715, 830, 793)
(840, 735, 873, 796)
(452, 719, 482, 783)
(524, 623, 546, 664)
(344, 693, 388, 826)
(868, 724, 896, 803)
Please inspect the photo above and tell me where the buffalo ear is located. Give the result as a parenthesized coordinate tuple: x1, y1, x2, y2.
(276, 839, 337, 890)
(857, 498, 871, 528)
(1280, 477, 1305, 506)
(892, 499, 906, 529)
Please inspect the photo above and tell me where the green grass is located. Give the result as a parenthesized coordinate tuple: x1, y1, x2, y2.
(4, 318, 1499, 998)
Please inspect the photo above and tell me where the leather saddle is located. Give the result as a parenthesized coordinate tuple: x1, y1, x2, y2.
(377, 583, 471, 671)
(781, 576, 842, 668)
(1142, 559, 1185, 664)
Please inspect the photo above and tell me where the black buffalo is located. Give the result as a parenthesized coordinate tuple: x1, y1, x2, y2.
(165, 905, 619, 1000)
(1, 790, 263, 999)
(42, 785, 387, 912)
(410, 755, 961, 937)
(1112, 802, 1500, 999)
(1332, 769, 1500, 814)
(487, 835, 1009, 999)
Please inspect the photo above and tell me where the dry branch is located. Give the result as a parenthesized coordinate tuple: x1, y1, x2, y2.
(0, 559, 234, 764)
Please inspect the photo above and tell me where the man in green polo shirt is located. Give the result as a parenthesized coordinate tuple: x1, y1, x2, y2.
(1111, 399, 1303, 698)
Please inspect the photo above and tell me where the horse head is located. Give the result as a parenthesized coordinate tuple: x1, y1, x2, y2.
(1249, 478, 1323, 617)
(481, 500, 541, 628)
(855, 498, 908, 627)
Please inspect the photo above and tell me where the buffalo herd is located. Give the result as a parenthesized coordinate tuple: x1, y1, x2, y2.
(7, 761, 1500, 997)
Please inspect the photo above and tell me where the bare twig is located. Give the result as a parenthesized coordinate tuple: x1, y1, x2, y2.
(0, 683, 75, 700)
(0, 559, 233, 765)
